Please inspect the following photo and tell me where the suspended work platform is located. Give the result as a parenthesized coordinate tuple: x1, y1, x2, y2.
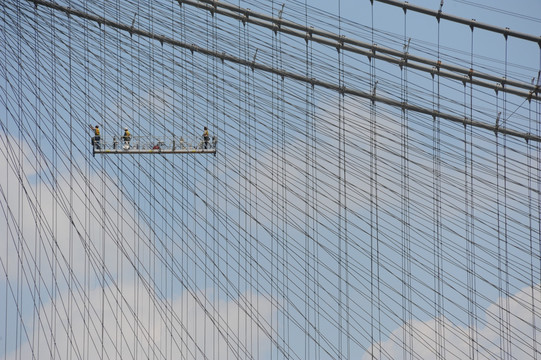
(92, 135, 217, 155)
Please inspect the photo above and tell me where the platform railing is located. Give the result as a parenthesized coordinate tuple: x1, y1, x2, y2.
(92, 135, 217, 154)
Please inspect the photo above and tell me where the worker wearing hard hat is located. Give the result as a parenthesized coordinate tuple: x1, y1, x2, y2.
(90, 124, 100, 149)
(122, 127, 131, 149)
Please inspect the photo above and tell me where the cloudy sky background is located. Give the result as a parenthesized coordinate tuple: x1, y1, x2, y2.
(1, 0, 541, 358)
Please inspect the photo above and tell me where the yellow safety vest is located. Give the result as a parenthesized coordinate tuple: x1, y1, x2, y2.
(95, 128, 100, 136)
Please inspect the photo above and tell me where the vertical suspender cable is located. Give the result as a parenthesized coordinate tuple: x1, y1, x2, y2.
(304, 2, 312, 358)
(204, 11, 210, 357)
(32, 2, 44, 356)
(83, 1, 90, 356)
(337, 2, 349, 357)
(527, 84, 536, 360)
(15, 2, 23, 357)
(464, 26, 473, 359)
(337, 1, 343, 356)
(67, 0, 74, 357)
(169, 5, 175, 352)
(149, 2, 157, 353)
(371, 1, 382, 356)
(211, 8, 218, 359)
(433, 13, 445, 360)
(180, 4, 188, 356)
(52, 7, 60, 359)
(99, 3, 106, 357)
(237, 1, 243, 356)
(169, 3, 175, 358)
(369, 1, 376, 356)
(249, 19, 257, 358)
(496, 37, 505, 360)
(279, 14, 288, 358)
(244, 5, 250, 355)
(503, 37, 512, 360)
(309, 23, 320, 360)
(400, 8, 412, 359)
(244, 17, 250, 356)
(114, 1, 123, 357)
(134, 1, 141, 356)
(220, 23, 228, 360)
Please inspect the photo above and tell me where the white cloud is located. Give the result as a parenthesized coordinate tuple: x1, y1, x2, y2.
(2, 283, 274, 360)
(363, 284, 541, 360)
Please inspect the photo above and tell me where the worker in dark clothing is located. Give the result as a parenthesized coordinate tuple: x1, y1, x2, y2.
(203, 126, 210, 149)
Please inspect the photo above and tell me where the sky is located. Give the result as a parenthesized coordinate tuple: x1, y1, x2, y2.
(1, 0, 541, 359)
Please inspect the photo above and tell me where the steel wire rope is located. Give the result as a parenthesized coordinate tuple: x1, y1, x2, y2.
(400, 9, 413, 360)
(248, 17, 260, 359)
(82, 2, 91, 356)
(466, 26, 479, 359)
(237, 1, 243, 356)
(32, 1, 45, 357)
(134, 0, 141, 356)
(337, 2, 348, 357)
(503, 37, 512, 360)
(369, 2, 383, 358)
(303, 1, 313, 357)
(51, 5, 61, 358)
(433, 13, 445, 360)
(15, 2, 25, 357)
(209, 7, 218, 359)
(66, 0, 75, 356)
(179, 5, 189, 357)
(270, 2, 277, 357)
(242, 16, 250, 358)
(112, 1, 122, 358)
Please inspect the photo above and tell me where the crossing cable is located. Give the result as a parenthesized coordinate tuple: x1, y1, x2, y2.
(3, 0, 541, 358)
(26, 0, 541, 145)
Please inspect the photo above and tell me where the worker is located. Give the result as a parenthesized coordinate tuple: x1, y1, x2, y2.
(91, 125, 100, 149)
(122, 127, 131, 149)
(203, 126, 210, 149)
